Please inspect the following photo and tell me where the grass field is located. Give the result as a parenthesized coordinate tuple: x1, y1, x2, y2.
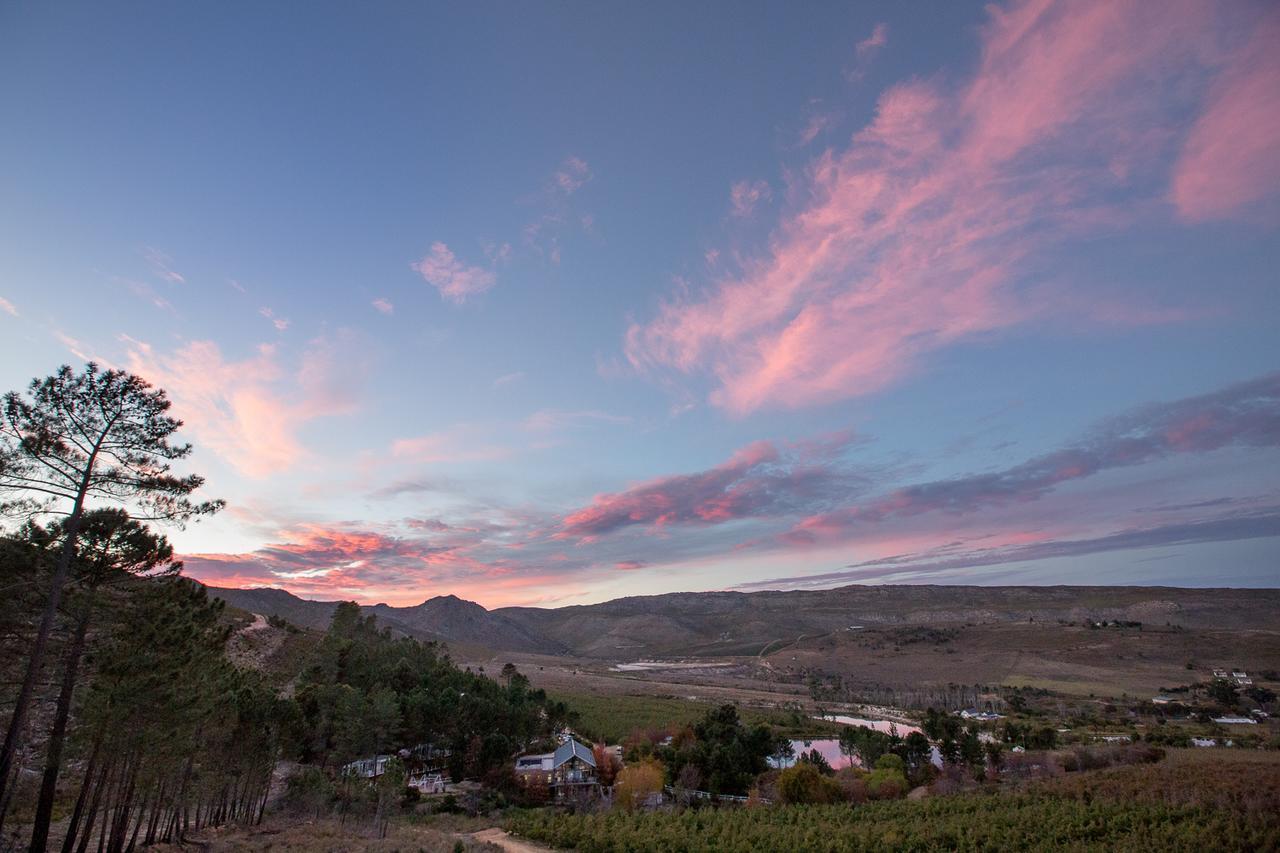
(552, 690, 840, 743)
(509, 749, 1280, 852)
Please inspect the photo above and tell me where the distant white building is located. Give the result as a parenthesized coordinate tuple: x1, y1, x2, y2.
(1151, 695, 1177, 705)
(960, 709, 1004, 721)
(342, 755, 394, 778)
(1212, 716, 1257, 725)
(1191, 737, 1216, 748)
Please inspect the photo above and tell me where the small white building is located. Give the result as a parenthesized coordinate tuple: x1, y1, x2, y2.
(1151, 695, 1177, 705)
(342, 755, 394, 778)
(1212, 716, 1257, 725)
(1191, 737, 1217, 748)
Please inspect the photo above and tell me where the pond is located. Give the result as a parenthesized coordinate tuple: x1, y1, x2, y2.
(767, 715, 940, 769)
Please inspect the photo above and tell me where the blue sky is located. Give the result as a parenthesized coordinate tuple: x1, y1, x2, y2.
(1, 0, 1277, 607)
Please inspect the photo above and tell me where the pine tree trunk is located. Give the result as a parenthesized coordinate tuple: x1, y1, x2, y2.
(60, 734, 103, 853)
(0, 488, 92, 812)
(30, 590, 97, 852)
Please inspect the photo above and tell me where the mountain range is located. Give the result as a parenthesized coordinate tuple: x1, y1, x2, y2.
(206, 583, 1280, 659)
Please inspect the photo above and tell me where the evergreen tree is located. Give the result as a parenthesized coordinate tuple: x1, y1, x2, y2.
(0, 364, 222, 818)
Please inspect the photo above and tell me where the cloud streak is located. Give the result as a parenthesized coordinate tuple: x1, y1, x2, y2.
(559, 431, 865, 539)
(786, 372, 1280, 541)
(626, 0, 1268, 414)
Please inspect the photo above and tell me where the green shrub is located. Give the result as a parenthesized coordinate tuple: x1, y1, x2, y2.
(777, 763, 844, 804)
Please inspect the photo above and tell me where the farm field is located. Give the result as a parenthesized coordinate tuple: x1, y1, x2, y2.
(509, 750, 1280, 852)
(549, 690, 840, 743)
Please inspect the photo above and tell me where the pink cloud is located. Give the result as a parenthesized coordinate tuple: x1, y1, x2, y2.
(143, 247, 185, 284)
(559, 433, 863, 539)
(553, 156, 592, 195)
(626, 0, 1252, 415)
(784, 371, 1280, 542)
(1170, 9, 1280, 221)
(258, 306, 290, 331)
(523, 409, 631, 432)
(856, 22, 888, 58)
(389, 429, 510, 464)
(123, 333, 364, 477)
(0, 296, 18, 317)
(371, 297, 394, 315)
(412, 242, 496, 303)
(729, 179, 771, 218)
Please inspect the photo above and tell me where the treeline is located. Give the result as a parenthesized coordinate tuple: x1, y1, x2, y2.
(292, 601, 574, 779)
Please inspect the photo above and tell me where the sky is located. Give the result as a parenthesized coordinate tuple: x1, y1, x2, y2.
(1, 0, 1278, 609)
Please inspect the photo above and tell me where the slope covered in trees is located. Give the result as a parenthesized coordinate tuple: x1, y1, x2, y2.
(0, 363, 576, 851)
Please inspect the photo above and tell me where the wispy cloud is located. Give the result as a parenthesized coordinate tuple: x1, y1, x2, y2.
(626, 0, 1264, 415)
(258, 306, 290, 331)
(389, 428, 510, 464)
(856, 22, 888, 59)
(144, 247, 185, 284)
(559, 431, 864, 539)
(741, 508, 1280, 590)
(412, 242, 497, 304)
(784, 372, 1280, 543)
(553, 156, 593, 195)
(371, 297, 394, 315)
(1170, 8, 1280, 222)
(845, 22, 889, 83)
(729, 179, 771, 218)
(493, 371, 525, 388)
(123, 332, 366, 477)
(523, 409, 631, 432)
(0, 296, 17, 317)
(525, 157, 595, 264)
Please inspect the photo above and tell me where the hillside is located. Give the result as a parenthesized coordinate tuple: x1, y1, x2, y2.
(207, 583, 1280, 658)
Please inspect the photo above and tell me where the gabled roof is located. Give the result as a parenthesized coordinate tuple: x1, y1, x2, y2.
(553, 738, 596, 768)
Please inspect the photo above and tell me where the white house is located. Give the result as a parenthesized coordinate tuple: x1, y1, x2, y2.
(1191, 737, 1217, 748)
(1212, 716, 1257, 725)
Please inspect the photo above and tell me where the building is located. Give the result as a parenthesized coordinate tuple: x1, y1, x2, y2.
(514, 738, 599, 796)
(515, 752, 555, 781)
(1231, 671, 1253, 686)
(1212, 716, 1258, 725)
(1151, 695, 1177, 705)
(342, 755, 394, 778)
(1191, 737, 1217, 748)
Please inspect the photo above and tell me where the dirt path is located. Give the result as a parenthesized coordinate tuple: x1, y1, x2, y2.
(468, 827, 558, 852)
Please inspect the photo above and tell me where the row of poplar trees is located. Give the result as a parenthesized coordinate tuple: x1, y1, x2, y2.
(0, 363, 286, 852)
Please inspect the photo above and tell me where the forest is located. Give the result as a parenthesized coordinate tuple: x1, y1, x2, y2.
(0, 364, 570, 851)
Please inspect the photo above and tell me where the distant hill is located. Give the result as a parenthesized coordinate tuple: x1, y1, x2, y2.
(206, 583, 1280, 659)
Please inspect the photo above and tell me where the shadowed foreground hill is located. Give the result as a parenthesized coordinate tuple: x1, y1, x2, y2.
(208, 583, 1280, 658)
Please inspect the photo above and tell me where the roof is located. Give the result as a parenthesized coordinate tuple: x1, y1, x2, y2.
(553, 738, 596, 768)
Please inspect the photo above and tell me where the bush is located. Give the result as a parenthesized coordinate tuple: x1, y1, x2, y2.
(614, 760, 665, 811)
(777, 763, 844, 804)
(874, 754, 906, 774)
(865, 767, 909, 800)
(283, 766, 334, 817)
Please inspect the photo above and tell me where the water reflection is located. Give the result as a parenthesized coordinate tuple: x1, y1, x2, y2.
(768, 716, 940, 769)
